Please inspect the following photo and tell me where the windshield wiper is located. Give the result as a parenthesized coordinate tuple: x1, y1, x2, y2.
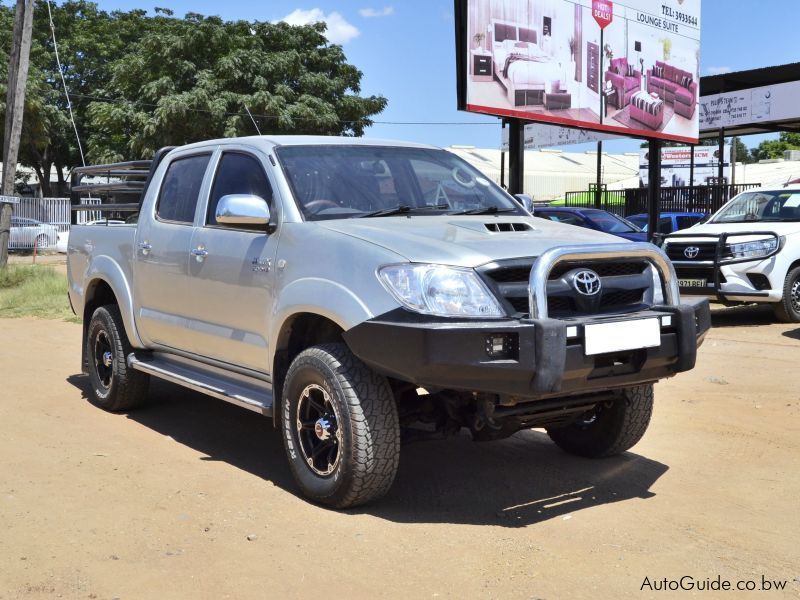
(358, 203, 450, 218)
(359, 205, 412, 218)
(450, 206, 518, 216)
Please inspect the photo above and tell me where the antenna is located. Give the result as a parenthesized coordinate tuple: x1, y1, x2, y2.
(244, 105, 262, 135)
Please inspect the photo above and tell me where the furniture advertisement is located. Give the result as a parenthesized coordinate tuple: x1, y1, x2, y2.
(456, 0, 701, 143)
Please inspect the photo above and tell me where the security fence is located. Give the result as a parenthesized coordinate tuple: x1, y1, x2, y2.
(1, 196, 101, 250)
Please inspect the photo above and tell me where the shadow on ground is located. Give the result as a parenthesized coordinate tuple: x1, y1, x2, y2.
(68, 374, 668, 528)
(710, 304, 777, 328)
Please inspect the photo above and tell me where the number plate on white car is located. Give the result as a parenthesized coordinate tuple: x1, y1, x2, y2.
(678, 278, 707, 288)
(584, 318, 661, 356)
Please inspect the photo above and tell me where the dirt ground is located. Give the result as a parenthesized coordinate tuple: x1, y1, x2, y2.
(1, 307, 799, 599)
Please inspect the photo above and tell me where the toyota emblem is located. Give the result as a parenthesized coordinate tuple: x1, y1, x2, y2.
(572, 270, 602, 296)
(684, 246, 700, 259)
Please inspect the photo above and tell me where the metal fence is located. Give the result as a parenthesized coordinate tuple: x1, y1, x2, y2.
(562, 184, 762, 218)
(2, 196, 101, 251)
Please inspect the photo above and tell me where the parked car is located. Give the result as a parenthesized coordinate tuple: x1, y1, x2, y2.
(535, 206, 648, 242)
(627, 212, 706, 235)
(663, 186, 800, 322)
(67, 136, 710, 508)
(9, 216, 59, 250)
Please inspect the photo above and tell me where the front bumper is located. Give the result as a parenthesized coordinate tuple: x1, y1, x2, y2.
(343, 299, 711, 400)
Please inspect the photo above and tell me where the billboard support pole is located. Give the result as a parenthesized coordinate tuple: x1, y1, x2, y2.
(595, 141, 603, 208)
(508, 118, 525, 196)
(647, 138, 661, 242)
(689, 144, 695, 210)
(717, 128, 725, 184)
(500, 120, 507, 189)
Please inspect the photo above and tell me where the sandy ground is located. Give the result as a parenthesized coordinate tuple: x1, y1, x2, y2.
(0, 307, 799, 599)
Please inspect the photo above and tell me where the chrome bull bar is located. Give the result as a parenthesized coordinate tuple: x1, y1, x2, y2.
(528, 243, 681, 319)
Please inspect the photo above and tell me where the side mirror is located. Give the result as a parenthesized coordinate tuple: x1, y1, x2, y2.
(514, 193, 534, 213)
(215, 194, 271, 228)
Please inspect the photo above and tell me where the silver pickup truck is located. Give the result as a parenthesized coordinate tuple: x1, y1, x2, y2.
(67, 136, 710, 508)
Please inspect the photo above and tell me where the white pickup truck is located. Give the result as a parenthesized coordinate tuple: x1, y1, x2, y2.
(663, 186, 800, 322)
(67, 136, 710, 507)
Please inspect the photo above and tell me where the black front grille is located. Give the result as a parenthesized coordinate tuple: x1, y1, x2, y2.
(482, 259, 651, 318)
(666, 242, 717, 262)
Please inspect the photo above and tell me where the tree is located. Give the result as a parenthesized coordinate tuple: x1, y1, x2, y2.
(701, 137, 753, 164)
(751, 132, 800, 162)
(86, 14, 387, 162)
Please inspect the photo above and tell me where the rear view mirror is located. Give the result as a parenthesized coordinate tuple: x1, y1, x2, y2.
(514, 194, 534, 213)
(216, 194, 271, 227)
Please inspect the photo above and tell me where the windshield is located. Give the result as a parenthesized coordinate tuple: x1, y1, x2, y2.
(626, 215, 648, 231)
(713, 191, 800, 223)
(275, 145, 523, 221)
(583, 210, 641, 233)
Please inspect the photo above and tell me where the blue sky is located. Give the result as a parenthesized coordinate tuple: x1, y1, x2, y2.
(81, 1, 799, 152)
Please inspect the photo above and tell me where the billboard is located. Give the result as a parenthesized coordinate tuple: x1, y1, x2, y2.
(456, 0, 701, 143)
(699, 80, 800, 132)
(639, 145, 730, 187)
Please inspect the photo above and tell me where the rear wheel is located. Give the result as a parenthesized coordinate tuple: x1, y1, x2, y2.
(86, 305, 149, 411)
(546, 385, 653, 457)
(772, 266, 800, 323)
(281, 343, 400, 508)
(35, 234, 50, 250)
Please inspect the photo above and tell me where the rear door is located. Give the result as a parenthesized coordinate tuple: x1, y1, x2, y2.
(181, 149, 279, 373)
(133, 152, 213, 350)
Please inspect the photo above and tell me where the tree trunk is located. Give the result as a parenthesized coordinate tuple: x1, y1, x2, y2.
(55, 164, 66, 197)
(35, 163, 52, 197)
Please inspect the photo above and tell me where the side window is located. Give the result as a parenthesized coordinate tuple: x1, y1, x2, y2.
(657, 217, 673, 234)
(676, 216, 701, 230)
(208, 153, 273, 226)
(156, 154, 211, 224)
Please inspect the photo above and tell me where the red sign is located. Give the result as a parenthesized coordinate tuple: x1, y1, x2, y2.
(592, 0, 613, 29)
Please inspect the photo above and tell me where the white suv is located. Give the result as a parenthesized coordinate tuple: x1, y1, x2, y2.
(663, 186, 800, 322)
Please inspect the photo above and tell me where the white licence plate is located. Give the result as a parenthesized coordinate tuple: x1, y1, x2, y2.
(679, 278, 707, 288)
(584, 318, 661, 356)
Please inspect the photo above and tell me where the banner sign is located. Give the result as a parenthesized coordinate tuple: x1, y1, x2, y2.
(456, 0, 701, 143)
(0, 195, 20, 204)
(699, 80, 800, 132)
(639, 145, 730, 187)
(592, 0, 613, 29)
(500, 122, 621, 150)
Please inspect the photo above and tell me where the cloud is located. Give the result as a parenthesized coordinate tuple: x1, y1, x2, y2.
(706, 66, 733, 76)
(279, 8, 360, 44)
(359, 6, 394, 18)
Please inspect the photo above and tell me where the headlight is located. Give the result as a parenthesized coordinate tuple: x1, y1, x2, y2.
(725, 236, 783, 260)
(378, 264, 505, 318)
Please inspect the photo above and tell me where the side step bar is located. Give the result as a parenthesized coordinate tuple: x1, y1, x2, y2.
(128, 353, 273, 417)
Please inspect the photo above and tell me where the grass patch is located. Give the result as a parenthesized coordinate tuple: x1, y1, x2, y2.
(0, 265, 79, 322)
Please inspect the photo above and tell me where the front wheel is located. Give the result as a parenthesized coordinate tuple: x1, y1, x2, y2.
(281, 343, 400, 508)
(772, 266, 800, 323)
(546, 385, 654, 457)
(35, 234, 51, 250)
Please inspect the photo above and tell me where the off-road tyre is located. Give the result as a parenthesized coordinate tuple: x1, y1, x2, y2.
(281, 343, 400, 508)
(86, 304, 149, 412)
(546, 384, 654, 458)
(772, 266, 800, 323)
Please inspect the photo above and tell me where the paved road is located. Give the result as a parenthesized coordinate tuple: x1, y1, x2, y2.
(0, 308, 798, 599)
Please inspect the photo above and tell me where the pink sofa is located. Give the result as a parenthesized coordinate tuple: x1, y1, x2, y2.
(605, 57, 642, 108)
(647, 60, 697, 118)
(630, 91, 664, 130)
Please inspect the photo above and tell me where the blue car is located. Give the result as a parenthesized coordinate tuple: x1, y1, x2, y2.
(535, 206, 648, 242)
(627, 212, 706, 235)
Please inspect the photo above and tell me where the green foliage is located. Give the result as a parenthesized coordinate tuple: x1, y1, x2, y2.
(0, 265, 78, 321)
(1, 2, 387, 184)
(751, 132, 800, 162)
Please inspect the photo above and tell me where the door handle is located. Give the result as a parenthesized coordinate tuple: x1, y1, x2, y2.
(191, 247, 208, 262)
(138, 241, 152, 255)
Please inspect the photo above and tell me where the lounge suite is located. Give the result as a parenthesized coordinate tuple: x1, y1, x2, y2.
(605, 57, 642, 108)
(647, 60, 697, 118)
(630, 91, 664, 130)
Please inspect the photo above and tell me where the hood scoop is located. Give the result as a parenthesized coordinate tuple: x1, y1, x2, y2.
(484, 222, 532, 233)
